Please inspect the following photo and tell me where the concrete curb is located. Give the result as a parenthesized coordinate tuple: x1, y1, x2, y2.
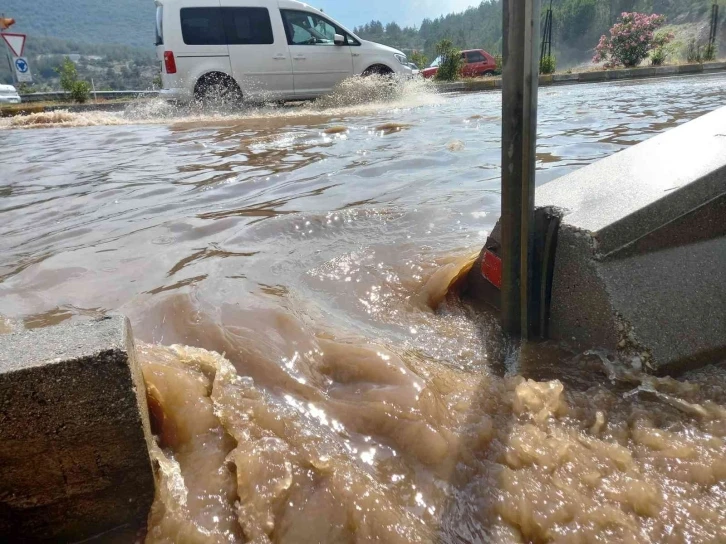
(434, 61, 726, 93)
(0, 316, 155, 541)
(536, 106, 726, 374)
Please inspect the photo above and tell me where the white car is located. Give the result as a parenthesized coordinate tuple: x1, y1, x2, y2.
(0, 84, 21, 104)
(154, 0, 414, 103)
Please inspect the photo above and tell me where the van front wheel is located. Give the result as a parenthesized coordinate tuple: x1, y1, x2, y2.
(194, 73, 242, 107)
(362, 65, 394, 77)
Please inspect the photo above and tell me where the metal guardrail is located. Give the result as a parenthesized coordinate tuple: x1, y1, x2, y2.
(18, 90, 160, 103)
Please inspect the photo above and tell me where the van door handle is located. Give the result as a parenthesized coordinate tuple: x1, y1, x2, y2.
(352, 53, 360, 57)
(294, 55, 306, 60)
(273, 54, 286, 60)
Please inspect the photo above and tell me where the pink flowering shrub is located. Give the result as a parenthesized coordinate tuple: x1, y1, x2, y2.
(593, 12, 673, 68)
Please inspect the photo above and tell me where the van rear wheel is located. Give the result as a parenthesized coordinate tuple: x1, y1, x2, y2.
(194, 73, 242, 107)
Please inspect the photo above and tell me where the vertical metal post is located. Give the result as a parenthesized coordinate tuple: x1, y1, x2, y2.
(547, 0, 553, 59)
(539, 0, 553, 69)
(709, 3, 719, 56)
(501, 0, 541, 337)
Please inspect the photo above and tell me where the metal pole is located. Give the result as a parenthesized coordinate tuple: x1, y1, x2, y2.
(501, 0, 541, 337)
(547, 1, 553, 59)
(709, 3, 719, 54)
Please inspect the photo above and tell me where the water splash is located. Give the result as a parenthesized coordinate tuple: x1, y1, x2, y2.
(1, 75, 440, 130)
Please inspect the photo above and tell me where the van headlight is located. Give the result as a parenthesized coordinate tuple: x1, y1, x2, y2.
(394, 53, 408, 65)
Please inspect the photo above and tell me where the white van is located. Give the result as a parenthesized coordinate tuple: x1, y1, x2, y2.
(155, 0, 414, 103)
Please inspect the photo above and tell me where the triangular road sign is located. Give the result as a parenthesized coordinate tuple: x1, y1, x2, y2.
(1, 33, 26, 57)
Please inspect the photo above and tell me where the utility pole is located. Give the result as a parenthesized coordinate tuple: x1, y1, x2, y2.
(540, 0, 554, 70)
(708, 2, 719, 59)
(501, 0, 541, 337)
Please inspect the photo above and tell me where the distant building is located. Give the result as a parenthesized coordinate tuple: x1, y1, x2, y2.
(35, 54, 104, 63)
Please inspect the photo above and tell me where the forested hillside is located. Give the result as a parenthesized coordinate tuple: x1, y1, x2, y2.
(0, 36, 157, 89)
(1, 0, 153, 47)
(0, 0, 156, 88)
(354, 0, 725, 64)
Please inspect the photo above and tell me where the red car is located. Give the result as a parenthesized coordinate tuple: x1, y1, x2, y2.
(422, 49, 497, 79)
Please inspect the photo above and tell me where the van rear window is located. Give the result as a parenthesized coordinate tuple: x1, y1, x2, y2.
(180, 8, 225, 45)
(180, 7, 273, 46)
(155, 5, 163, 46)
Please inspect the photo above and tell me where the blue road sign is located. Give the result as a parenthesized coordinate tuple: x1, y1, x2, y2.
(15, 58, 28, 73)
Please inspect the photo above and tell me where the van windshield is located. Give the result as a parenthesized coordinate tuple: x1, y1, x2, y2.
(155, 5, 163, 45)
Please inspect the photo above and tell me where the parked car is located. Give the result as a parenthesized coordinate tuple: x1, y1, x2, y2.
(0, 84, 21, 104)
(155, 0, 414, 103)
(421, 49, 497, 79)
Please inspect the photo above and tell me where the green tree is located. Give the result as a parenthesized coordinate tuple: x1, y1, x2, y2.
(540, 54, 557, 74)
(410, 50, 428, 69)
(434, 39, 463, 81)
(55, 57, 91, 103)
(56, 57, 78, 92)
(557, 0, 598, 45)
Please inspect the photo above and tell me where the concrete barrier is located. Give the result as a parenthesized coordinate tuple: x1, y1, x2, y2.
(552, 73, 579, 83)
(465, 79, 498, 91)
(536, 106, 726, 374)
(578, 70, 609, 82)
(0, 316, 155, 541)
(435, 61, 726, 93)
(18, 90, 160, 103)
(678, 63, 704, 74)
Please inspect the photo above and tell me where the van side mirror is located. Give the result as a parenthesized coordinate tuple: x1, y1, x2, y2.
(334, 34, 345, 45)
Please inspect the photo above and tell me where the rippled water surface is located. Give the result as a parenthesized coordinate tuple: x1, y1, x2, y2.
(2, 74, 726, 543)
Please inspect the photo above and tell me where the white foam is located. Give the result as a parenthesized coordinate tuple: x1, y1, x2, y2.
(1, 75, 441, 130)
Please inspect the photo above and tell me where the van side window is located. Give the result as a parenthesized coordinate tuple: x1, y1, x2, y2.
(224, 8, 274, 45)
(281, 10, 341, 46)
(180, 8, 225, 45)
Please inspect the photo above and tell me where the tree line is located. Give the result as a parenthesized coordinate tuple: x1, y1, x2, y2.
(354, 0, 724, 65)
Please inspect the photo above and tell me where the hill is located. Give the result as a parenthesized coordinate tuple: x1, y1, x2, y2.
(0, 36, 157, 89)
(1, 0, 154, 48)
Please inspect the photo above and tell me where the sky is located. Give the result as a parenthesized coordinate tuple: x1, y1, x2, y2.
(312, 0, 480, 29)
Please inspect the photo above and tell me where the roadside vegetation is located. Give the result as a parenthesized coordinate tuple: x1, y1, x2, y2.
(433, 40, 464, 81)
(540, 55, 557, 74)
(593, 13, 673, 68)
(409, 51, 429, 70)
(57, 57, 91, 103)
(354, 0, 725, 69)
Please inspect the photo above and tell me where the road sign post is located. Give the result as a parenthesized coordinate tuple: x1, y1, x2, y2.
(1, 32, 32, 84)
(500, 0, 541, 337)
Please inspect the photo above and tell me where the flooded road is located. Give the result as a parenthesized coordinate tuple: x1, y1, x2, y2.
(2, 74, 726, 542)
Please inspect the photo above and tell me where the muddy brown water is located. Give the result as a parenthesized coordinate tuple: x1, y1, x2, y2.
(2, 74, 726, 543)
